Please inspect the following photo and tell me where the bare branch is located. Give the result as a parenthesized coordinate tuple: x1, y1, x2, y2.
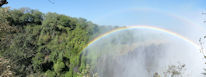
(0, 0, 8, 7)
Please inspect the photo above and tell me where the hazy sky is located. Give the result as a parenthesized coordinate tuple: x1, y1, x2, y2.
(5, 0, 206, 40)
(5, 0, 206, 25)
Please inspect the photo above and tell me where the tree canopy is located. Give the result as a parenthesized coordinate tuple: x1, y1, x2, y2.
(0, 7, 108, 77)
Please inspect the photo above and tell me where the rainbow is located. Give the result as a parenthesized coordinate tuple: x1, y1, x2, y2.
(85, 25, 201, 52)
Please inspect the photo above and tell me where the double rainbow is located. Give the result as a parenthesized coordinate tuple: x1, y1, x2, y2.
(84, 25, 203, 55)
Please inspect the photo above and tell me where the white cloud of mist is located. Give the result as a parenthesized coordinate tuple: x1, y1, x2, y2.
(82, 29, 205, 77)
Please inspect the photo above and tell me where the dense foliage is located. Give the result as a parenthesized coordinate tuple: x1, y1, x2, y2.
(0, 7, 105, 77)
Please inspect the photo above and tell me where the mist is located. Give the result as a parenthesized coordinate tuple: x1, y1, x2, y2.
(82, 29, 205, 77)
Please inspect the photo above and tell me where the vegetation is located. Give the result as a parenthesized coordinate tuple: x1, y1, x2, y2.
(0, 7, 105, 77)
(153, 64, 185, 77)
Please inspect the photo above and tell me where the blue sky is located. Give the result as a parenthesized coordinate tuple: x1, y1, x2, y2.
(4, 0, 206, 31)
(5, 0, 206, 25)
(3, 0, 206, 42)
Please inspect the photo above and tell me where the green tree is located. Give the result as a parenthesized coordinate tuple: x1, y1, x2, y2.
(0, 7, 102, 77)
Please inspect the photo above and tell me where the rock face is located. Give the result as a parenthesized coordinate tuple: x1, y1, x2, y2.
(0, 0, 8, 7)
